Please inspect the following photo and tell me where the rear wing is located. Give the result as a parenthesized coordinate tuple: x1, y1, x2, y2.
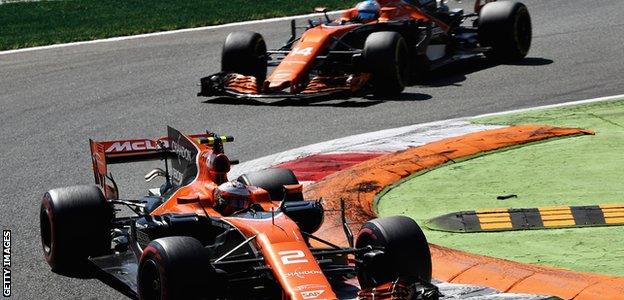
(89, 127, 210, 188)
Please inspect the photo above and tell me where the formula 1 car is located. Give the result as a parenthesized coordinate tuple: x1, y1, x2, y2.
(40, 126, 437, 300)
(198, 0, 531, 100)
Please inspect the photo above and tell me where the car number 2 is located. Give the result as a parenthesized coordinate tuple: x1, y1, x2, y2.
(278, 250, 308, 264)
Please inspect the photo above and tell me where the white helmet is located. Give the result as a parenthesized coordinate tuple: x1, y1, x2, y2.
(214, 181, 252, 215)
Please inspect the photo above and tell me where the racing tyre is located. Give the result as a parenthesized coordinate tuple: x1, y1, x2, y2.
(478, 1, 532, 61)
(221, 31, 268, 83)
(138, 236, 217, 300)
(40, 185, 112, 272)
(363, 31, 409, 96)
(355, 216, 432, 288)
(237, 168, 299, 200)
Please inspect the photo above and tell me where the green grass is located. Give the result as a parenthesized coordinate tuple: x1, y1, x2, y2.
(377, 99, 624, 276)
(0, 0, 354, 50)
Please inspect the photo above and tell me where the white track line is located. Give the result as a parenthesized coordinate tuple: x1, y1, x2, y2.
(0, 10, 345, 56)
(470, 94, 624, 119)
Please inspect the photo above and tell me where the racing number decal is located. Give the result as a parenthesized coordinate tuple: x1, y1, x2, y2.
(291, 47, 313, 56)
(278, 250, 308, 265)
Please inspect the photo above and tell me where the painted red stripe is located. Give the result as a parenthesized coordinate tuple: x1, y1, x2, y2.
(274, 152, 386, 182)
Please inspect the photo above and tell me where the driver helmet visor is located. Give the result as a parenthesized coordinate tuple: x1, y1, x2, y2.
(358, 11, 378, 20)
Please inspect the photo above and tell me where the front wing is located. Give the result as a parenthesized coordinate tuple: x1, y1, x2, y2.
(89, 249, 440, 300)
(88, 250, 555, 300)
(198, 72, 369, 101)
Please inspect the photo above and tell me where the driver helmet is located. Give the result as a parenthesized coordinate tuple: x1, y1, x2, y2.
(355, 0, 381, 22)
(214, 181, 252, 215)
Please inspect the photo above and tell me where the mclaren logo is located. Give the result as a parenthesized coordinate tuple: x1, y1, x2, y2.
(105, 140, 169, 153)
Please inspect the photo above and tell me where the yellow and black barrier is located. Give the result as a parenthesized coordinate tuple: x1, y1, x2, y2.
(425, 204, 624, 233)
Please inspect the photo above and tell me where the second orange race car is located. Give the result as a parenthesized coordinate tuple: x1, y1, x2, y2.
(198, 0, 531, 100)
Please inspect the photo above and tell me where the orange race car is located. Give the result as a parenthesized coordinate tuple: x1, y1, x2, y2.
(198, 0, 531, 100)
(40, 126, 437, 300)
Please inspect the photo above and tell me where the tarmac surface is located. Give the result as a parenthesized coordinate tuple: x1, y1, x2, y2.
(1, 0, 623, 298)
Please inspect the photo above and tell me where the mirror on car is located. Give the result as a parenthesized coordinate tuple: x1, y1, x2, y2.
(314, 7, 331, 23)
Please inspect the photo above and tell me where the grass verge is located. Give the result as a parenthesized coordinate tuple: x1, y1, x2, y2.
(0, 0, 353, 51)
(377, 99, 624, 276)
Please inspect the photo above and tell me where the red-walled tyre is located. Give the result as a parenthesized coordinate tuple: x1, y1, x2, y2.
(355, 215, 432, 288)
(40, 185, 112, 272)
(138, 236, 216, 300)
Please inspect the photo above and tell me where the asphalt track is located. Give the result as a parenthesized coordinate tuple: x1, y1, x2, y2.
(1, 0, 623, 298)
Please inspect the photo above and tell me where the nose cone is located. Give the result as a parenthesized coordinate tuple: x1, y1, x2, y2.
(265, 78, 292, 91)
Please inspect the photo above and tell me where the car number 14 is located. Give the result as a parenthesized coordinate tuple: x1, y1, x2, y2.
(291, 47, 313, 56)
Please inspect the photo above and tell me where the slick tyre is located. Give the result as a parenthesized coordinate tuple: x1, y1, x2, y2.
(478, 1, 532, 61)
(221, 31, 268, 83)
(40, 185, 112, 272)
(138, 236, 215, 300)
(237, 168, 299, 201)
(363, 31, 409, 97)
(355, 216, 432, 288)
